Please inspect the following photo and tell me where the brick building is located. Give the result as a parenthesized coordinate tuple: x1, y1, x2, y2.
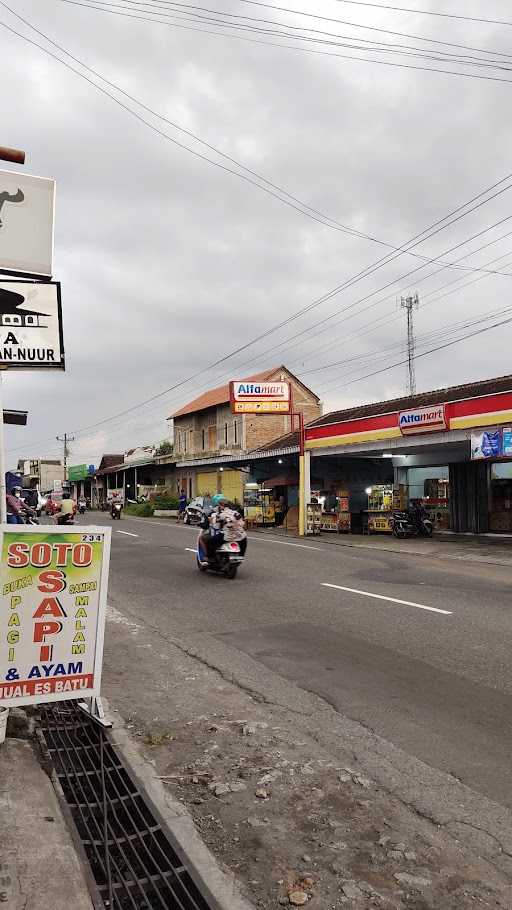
(170, 365, 321, 501)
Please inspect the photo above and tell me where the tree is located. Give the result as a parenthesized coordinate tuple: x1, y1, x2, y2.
(155, 440, 174, 456)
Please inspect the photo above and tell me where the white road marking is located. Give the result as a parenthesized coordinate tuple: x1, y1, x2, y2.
(248, 535, 324, 551)
(185, 547, 197, 553)
(116, 530, 139, 538)
(322, 583, 452, 615)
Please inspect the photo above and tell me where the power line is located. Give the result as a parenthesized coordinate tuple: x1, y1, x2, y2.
(316, 314, 512, 396)
(300, 303, 512, 378)
(329, 0, 512, 28)
(10, 0, 510, 270)
(65, 0, 512, 62)
(283, 228, 512, 371)
(4, 3, 512, 445)
(6, 0, 512, 284)
(64, 0, 512, 67)
(215, 211, 512, 374)
(50, 0, 512, 84)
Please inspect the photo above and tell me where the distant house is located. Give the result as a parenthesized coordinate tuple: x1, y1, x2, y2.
(0, 288, 49, 328)
(170, 365, 322, 500)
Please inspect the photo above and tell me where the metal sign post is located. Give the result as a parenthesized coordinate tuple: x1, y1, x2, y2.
(0, 375, 6, 524)
(0, 145, 27, 527)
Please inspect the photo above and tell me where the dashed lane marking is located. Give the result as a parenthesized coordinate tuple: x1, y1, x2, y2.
(322, 582, 452, 615)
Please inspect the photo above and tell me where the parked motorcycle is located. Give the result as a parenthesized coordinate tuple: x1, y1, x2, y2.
(196, 523, 244, 579)
(392, 508, 433, 539)
(111, 502, 122, 520)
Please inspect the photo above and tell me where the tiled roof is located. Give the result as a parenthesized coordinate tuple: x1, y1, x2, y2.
(252, 429, 300, 452)
(309, 373, 512, 428)
(96, 454, 124, 474)
(170, 366, 296, 419)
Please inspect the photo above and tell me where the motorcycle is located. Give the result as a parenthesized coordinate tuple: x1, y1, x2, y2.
(111, 502, 122, 520)
(196, 521, 244, 579)
(391, 508, 433, 539)
(56, 513, 75, 526)
(78, 502, 86, 515)
(20, 508, 39, 526)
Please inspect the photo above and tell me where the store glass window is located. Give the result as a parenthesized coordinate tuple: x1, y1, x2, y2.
(490, 462, 512, 532)
(406, 466, 450, 529)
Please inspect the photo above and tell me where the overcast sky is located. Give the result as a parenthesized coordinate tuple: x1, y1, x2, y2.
(1, 0, 512, 469)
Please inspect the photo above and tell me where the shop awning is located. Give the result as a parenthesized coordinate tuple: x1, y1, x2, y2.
(265, 474, 299, 487)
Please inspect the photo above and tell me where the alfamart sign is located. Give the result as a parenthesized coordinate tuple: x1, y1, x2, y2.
(0, 527, 110, 707)
(230, 380, 291, 414)
(399, 404, 446, 435)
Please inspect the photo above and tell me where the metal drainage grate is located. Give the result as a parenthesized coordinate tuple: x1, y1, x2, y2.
(39, 702, 214, 910)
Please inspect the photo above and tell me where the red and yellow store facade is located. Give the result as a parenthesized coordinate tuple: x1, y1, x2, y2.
(302, 381, 512, 534)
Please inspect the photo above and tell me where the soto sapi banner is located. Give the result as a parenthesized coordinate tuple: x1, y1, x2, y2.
(0, 527, 111, 707)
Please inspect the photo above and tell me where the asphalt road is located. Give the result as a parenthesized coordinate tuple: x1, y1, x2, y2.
(92, 513, 512, 811)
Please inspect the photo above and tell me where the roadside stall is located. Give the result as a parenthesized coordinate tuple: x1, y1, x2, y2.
(315, 489, 351, 533)
(306, 501, 322, 535)
(243, 483, 276, 526)
(364, 484, 394, 534)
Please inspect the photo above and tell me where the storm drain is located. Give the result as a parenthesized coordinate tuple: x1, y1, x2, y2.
(39, 702, 214, 910)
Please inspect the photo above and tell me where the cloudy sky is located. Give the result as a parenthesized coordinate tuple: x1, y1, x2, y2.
(1, 0, 512, 468)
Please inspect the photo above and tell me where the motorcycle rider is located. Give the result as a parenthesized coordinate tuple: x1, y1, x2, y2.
(6, 485, 24, 524)
(78, 495, 87, 514)
(57, 491, 75, 525)
(198, 493, 224, 560)
(220, 501, 247, 556)
(111, 494, 122, 518)
(199, 495, 247, 561)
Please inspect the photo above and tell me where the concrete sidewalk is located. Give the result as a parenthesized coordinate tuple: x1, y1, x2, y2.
(252, 525, 512, 567)
(0, 735, 94, 910)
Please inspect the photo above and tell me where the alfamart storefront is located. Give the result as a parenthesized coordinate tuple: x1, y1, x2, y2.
(303, 374, 512, 534)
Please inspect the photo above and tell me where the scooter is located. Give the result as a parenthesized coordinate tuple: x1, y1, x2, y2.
(78, 502, 86, 515)
(392, 509, 433, 539)
(55, 513, 75, 526)
(20, 508, 39, 526)
(196, 525, 244, 579)
(111, 502, 122, 520)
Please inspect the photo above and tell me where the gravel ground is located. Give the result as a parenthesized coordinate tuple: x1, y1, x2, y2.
(126, 676, 511, 909)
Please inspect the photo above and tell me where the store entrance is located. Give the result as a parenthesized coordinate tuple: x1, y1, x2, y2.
(406, 466, 450, 530)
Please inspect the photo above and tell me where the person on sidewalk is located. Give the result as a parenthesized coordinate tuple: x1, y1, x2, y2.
(177, 489, 187, 522)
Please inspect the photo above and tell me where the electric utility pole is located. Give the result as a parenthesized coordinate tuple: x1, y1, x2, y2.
(56, 433, 75, 481)
(400, 293, 419, 396)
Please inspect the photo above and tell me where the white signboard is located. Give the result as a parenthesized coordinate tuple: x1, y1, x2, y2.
(230, 380, 291, 414)
(0, 526, 111, 707)
(399, 404, 446, 435)
(0, 169, 55, 278)
(0, 281, 64, 369)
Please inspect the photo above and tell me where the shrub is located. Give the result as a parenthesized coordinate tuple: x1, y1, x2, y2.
(124, 502, 154, 517)
(152, 494, 179, 510)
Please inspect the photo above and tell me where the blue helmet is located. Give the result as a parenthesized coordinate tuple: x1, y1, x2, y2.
(211, 493, 227, 507)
